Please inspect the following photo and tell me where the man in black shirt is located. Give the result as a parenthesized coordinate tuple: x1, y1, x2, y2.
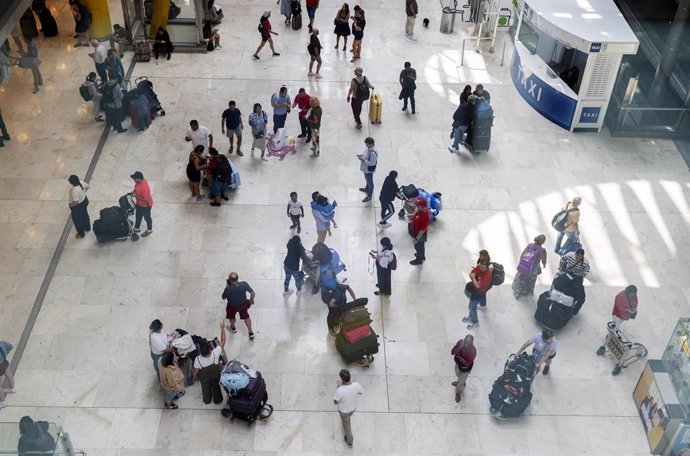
(308, 29, 323, 78)
(221, 100, 244, 156)
(449, 95, 477, 153)
(222, 272, 256, 339)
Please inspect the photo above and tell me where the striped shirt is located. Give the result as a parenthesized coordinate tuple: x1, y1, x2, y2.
(559, 252, 590, 277)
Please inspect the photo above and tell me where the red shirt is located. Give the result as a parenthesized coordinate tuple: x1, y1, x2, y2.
(260, 18, 272, 36)
(453, 340, 476, 371)
(306, 0, 319, 7)
(410, 209, 430, 234)
(471, 265, 493, 294)
(294, 93, 311, 118)
(134, 179, 153, 207)
(612, 291, 637, 320)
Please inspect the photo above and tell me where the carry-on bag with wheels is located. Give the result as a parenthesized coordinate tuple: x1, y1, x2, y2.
(341, 324, 372, 344)
(340, 306, 372, 330)
(369, 93, 382, 124)
(335, 331, 379, 363)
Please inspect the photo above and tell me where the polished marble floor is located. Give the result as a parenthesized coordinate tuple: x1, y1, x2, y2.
(0, 0, 689, 454)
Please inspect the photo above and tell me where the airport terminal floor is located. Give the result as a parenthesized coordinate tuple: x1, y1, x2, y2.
(1, 0, 689, 454)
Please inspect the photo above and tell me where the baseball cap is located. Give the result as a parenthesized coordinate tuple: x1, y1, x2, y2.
(130, 171, 144, 180)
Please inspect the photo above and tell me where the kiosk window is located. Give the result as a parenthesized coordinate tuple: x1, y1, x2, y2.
(518, 18, 538, 54)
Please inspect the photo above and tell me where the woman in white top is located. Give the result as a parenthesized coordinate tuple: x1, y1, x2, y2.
(369, 237, 395, 296)
(149, 319, 169, 378)
(192, 322, 226, 404)
(68, 175, 91, 238)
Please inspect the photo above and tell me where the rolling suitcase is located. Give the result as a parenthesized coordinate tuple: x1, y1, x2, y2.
(129, 95, 152, 131)
(226, 373, 267, 422)
(369, 94, 382, 124)
(541, 301, 573, 331)
(335, 331, 379, 363)
(93, 218, 129, 242)
(134, 39, 152, 62)
(341, 324, 372, 344)
(291, 13, 302, 30)
(340, 306, 372, 330)
(99, 206, 125, 225)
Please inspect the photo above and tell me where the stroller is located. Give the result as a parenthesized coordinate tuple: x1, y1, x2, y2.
(396, 184, 443, 221)
(135, 76, 165, 117)
(265, 129, 296, 160)
(93, 194, 136, 242)
(220, 360, 273, 424)
(489, 353, 536, 419)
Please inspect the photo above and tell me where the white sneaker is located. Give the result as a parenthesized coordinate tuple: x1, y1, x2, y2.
(307, 72, 315, 77)
(261, 156, 269, 162)
(3, 388, 15, 394)
(467, 321, 480, 329)
(315, 73, 323, 79)
(449, 146, 459, 153)
(283, 290, 294, 297)
(409, 35, 417, 41)
(296, 288, 308, 295)
(462, 315, 471, 322)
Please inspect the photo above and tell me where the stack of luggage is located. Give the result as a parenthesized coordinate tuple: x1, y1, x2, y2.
(93, 194, 135, 242)
(335, 303, 379, 365)
(397, 184, 443, 221)
(534, 288, 576, 330)
(135, 76, 165, 117)
(489, 353, 535, 419)
(128, 89, 152, 131)
(220, 360, 273, 424)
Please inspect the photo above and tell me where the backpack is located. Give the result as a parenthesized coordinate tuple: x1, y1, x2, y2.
(516, 245, 540, 274)
(389, 253, 397, 270)
(355, 77, 370, 101)
(206, 40, 214, 52)
(490, 262, 505, 286)
(79, 82, 92, 101)
(258, 21, 264, 34)
(551, 204, 578, 232)
(215, 155, 232, 183)
(101, 83, 115, 104)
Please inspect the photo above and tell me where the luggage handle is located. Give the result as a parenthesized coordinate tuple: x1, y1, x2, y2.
(135, 76, 149, 85)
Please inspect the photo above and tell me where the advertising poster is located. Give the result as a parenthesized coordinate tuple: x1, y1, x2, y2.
(634, 364, 671, 451)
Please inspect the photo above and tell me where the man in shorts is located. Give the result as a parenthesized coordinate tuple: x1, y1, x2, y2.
(221, 101, 244, 156)
(517, 329, 557, 376)
(222, 272, 256, 339)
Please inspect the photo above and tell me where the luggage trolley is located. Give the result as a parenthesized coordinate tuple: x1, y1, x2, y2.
(596, 321, 647, 376)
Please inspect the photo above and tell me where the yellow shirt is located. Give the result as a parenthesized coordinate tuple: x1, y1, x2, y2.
(564, 202, 580, 233)
(159, 365, 184, 391)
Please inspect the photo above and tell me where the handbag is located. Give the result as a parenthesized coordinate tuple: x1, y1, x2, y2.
(464, 282, 474, 298)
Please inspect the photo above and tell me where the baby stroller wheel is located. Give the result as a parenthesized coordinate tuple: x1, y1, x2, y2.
(596, 345, 605, 356)
(612, 365, 622, 376)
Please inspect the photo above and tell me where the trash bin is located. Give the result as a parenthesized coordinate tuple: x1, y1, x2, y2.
(440, 7, 456, 34)
(466, 99, 494, 153)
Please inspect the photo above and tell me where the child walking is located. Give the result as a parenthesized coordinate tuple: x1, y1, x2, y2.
(287, 191, 305, 233)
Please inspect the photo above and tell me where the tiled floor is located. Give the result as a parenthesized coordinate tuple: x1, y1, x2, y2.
(0, 0, 689, 454)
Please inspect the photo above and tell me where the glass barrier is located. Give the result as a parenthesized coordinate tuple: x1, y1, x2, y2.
(0, 421, 82, 456)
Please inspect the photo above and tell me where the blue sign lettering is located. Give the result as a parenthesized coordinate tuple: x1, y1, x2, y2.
(590, 43, 602, 53)
(579, 107, 601, 123)
(510, 50, 577, 130)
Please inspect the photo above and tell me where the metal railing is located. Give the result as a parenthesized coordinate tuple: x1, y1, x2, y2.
(461, 36, 508, 66)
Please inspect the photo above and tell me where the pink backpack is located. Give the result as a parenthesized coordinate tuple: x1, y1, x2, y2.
(517, 245, 540, 274)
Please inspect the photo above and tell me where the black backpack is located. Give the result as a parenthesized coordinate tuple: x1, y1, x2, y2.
(551, 204, 578, 231)
(356, 77, 370, 101)
(101, 83, 115, 104)
(79, 81, 92, 101)
(215, 155, 232, 183)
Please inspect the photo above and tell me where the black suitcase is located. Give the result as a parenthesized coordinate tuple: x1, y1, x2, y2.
(335, 331, 379, 363)
(541, 301, 573, 331)
(38, 9, 58, 37)
(534, 291, 550, 323)
(291, 13, 302, 30)
(99, 206, 125, 224)
(93, 218, 129, 242)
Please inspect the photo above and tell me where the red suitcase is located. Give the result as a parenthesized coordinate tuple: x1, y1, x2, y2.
(341, 324, 372, 344)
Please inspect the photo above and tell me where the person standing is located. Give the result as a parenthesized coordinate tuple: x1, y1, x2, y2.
(611, 285, 638, 330)
(19, 7, 39, 42)
(378, 170, 399, 227)
(449, 95, 477, 152)
(208, 148, 232, 206)
(399, 61, 417, 113)
(68, 175, 90, 238)
(130, 171, 153, 237)
(84, 72, 104, 122)
(408, 197, 430, 265)
(283, 235, 308, 296)
(287, 191, 304, 232)
(346, 67, 374, 129)
(333, 369, 364, 448)
(253, 11, 280, 59)
(459, 84, 472, 104)
(89, 39, 108, 83)
(248, 103, 269, 161)
(473, 84, 491, 104)
(306, 97, 322, 156)
(221, 101, 244, 155)
(350, 8, 366, 62)
(192, 322, 226, 405)
(517, 329, 557, 376)
(159, 352, 185, 409)
(69, 0, 91, 47)
(0, 341, 16, 409)
(306, 0, 319, 31)
(184, 119, 213, 155)
(293, 88, 312, 141)
(554, 197, 581, 254)
(0, 108, 9, 148)
(405, 0, 418, 40)
(271, 86, 291, 133)
(154, 27, 174, 60)
(186, 145, 206, 200)
(462, 257, 493, 329)
(370, 237, 395, 296)
(102, 71, 127, 133)
(451, 334, 476, 402)
(278, 0, 292, 25)
(512, 234, 548, 298)
(357, 137, 378, 203)
(311, 191, 330, 243)
(105, 49, 124, 84)
(222, 272, 256, 339)
(333, 3, 351, 50)
(24, 37, 42, 94)
(307, 29, 323, 78)
(148, 319, 168, 378)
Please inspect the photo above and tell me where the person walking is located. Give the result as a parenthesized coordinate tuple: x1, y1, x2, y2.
(248, 103, 269, 161)
(370, 237, 395, 296)
(222, 272, 256, 339)
(610, 285, 638, 330)
(102, 71, 127, 133)
(512, 234, 548, 298)
(333, 3, 351, 50)
(154, 27, 174, 60)
(159, 352, 185, 409)
(67, 175, 90, 238)
(408, 197, 430, 265)
(186, 145, 207, 200)
(84, 72, 104, 122)
(323, 277, 356, 334)
(253, 11, 280, 59)
(0, 341, 16, 409)
(333, 368, 364, 448)
(378, 170, 399, 227)
(105, 49, 124, 84)
(192, 322, 226, 405)
(130, 171, 153, 237)
(449, 95, 477, 152)
(148, 319, 169, 378)
(350, 8, 366, 62)
(307, 29, 323, 78)
(278, 0, 292, 25)
(517, 329, 557, 376)
(271, 86, 291, 133)
(221, 101, 243, 155)
(306, 0, 319, 31)
(399, 62, 417, 113)
(404, 0, 418, 40)
(69, 0, 91, 47)
(24, 37, 42, 94)
(89, 39, 107, 83)
(284, 235, 308, 296)
(462, 257, 493, 329)
(451, 334, 476, 402)
(293, 88, 312, 141)
(306, 97, 322, 156)
(554, 197, 581, 254)
(347, 67, 374, 129)
(184, 119, 213, 155)
(357, 137, 378, 203)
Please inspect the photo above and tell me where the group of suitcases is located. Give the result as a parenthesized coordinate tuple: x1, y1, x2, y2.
(123, 76, 165, 131)
(489, 353, 536, 419)
(219, 361, 273, 424)
(334, 302, 379, 365)
(93, 194, 136, 242)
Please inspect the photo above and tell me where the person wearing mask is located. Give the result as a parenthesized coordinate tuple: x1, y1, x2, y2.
(451, 334, 476, 402)
(148, 319, 169, 378)
(154, 26, 174, 60)
(306, 97, 322, 156)
(105, 48, 124, 84)
(283, 235, 309, 296)
(357, 137, 378, 203)
(84, 72, 103, 122)
(517, 329, 557, 376)
(378, 170, 399, 227)
(347, 67, 374, 129)
(130, 171, 153, 237)
(399, 61, 417, 114)
(462, 257, 493, 329)
(370, 237, 395, 296)
(307, 29, 323, 78)
(449, 94, 478, 152)
(473, 84, 491, 104)
(293, 88, 312, 141)
(253, 11, 280, 59)
(192, 322, 226, 405)
(102, 70, 127, 133)
(271, 86, 291, 133)
(67, 175, 90, 238)
(159, 352, 185, 409)
(408, 197, 430, 265)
